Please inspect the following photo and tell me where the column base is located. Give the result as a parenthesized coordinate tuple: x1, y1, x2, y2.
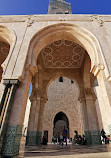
(1, 124, 22, 157)
(36, 131, 42, 145)
(26, 131, 37, 146)
(26, 131, 42, 146)
(85, 130, 101, 145)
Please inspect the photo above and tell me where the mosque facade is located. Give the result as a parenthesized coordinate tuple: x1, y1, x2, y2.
(0, 0, 111, 157)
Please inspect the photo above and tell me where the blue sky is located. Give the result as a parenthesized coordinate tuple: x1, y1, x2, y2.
(0, 0, 111, 15)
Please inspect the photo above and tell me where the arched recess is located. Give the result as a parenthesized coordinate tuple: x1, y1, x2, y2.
(26, 23, 107, 78)
(53, 111, 69, 138)
(43, 76, 84, 143)
(0, 25, 16, 79)
(26, 23, 106, 146)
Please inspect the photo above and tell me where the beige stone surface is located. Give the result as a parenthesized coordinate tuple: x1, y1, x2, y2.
(0, 14, 111, 80)
(1, 14, 111, 152)
(43, 77, 84, 142)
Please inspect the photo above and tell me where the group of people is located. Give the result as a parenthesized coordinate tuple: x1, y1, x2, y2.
(73, 130, 87, 145)
(73, 129, 110, 145)
(52, 126, 68, 146)
(42, 128, 110, 146)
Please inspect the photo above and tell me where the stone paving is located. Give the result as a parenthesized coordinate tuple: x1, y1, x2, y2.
(18, 142, 111, 158)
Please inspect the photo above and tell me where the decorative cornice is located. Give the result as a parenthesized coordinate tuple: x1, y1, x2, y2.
(0, 14, 111, 23)
(3, 79, 20, 86)
(90, 15, 104, 27)
(27, 15, 34, 27)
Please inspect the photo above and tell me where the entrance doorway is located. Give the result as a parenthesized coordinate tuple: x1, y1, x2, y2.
(53, 112, 69, 138)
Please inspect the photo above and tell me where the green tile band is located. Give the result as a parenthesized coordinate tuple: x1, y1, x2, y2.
(1, 124, 22, 156)
(26, 131, 42, 146)
(85, 130, 101, 145)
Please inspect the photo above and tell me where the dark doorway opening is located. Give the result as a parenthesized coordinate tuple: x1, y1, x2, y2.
(53, 112, 69, 138)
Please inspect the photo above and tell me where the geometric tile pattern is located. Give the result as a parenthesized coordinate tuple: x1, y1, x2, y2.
(26, 131, 42, 146)
(41, 40, 85, 69)
(85, 130, 101, 145)
(26, 131, 38, 146)
(1, 124, 22, 156)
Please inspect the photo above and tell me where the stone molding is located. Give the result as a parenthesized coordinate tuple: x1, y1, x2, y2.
(91, 64, 105, 77)
(91, 15, 104, 27)
(0, 14, 111, 24)
(3, 79, 20, 85)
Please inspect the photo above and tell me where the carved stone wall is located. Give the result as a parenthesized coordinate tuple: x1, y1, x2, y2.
(43, 77, 84, 142)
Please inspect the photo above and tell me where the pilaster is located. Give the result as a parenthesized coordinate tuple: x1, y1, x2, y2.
(95, 70, 111, 135)
(26, 90, 41, 146)
(1, 69, 32, 156)
(83, 88, 101, 145)
(37, 97, 46, 145)
(0, 79, 20, 156)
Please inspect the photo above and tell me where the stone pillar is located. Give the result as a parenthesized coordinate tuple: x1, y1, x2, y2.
(84, 92, 101, 145)
(1, 70, 32, 157)
(37, 97, 46, 145)
(0, 80, 19, 155)
(95, 70, 111, 135)
(26, 95, 41, 146)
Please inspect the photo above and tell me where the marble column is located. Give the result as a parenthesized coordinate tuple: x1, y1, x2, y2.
(37, 97, 46, 145)
(84, 93, 101, 145)
(26, 96, 41, 146)
(1, 70, 32, 157)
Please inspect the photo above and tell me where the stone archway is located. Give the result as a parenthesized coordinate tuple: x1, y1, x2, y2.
(53, 112, 69, 138)
(26, 23, 106, 76)
(24, 24, 109, 147)
(27, 37, 101, 146)
(2, 23, 111, 157)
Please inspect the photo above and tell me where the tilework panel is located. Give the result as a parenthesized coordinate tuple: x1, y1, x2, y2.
(85, 130, 101, 145)
(1, 124, 22, 156)
(26, 131, 42, 146)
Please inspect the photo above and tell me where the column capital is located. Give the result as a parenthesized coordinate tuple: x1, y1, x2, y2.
(40, 97, 46, 103)
(25, 64, 38, 77)
(85, 94, 96, 101)
(3, 79, 20, 86)
(91, 64, 104, 77)
(78, 97, 86, 103)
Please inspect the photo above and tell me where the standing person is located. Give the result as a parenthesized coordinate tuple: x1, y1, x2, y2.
(60, 134, 63, 145)
(52, 135, 54, 144)
(74, 130, 79, 144)
(101, 129, 107, 144)
(82, 135, 87, 145)
(57, 132, 61, 144)
(63, 126, 67, 146)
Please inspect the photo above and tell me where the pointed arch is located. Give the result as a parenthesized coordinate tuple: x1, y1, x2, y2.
(27, 23, 108, 78)
(0, 25, 16, 74)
